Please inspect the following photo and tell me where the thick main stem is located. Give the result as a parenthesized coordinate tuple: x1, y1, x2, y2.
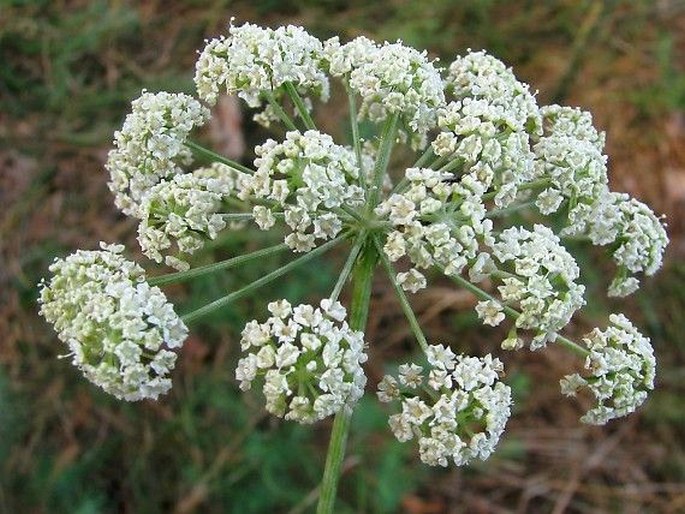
(316, 243, 376, 514)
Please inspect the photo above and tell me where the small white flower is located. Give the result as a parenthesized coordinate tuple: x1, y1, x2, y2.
(397, 269, 427, 293)
(475, 300, 505, 327)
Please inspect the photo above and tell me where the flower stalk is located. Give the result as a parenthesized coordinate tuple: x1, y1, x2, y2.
(316, 242, 377, 514)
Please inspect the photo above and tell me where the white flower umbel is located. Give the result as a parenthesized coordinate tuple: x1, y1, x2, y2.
(247, 130, 363, 252)
(106, 91, 210, 216)
(446, 50, 541, 135)
(137, 163, 249, 271)
(38, 243, 188, 401)
(378, 346, 512, 466)
(532, 105, 608, 214)
(487, 225, 586, 349)
(195, 21, 329, 124)
(376, 167, 493, 291)
(563, 191, 668, 297)
(439, 51, 542, 207)
(432, 98, 537, 208)
(560, 314, 656, 425)
(324, 36, 445, 148)
(235, 299, 368, 424)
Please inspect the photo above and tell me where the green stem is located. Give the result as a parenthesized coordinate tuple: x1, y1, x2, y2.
(266, 92, 298, 131)
(373, 236, 429, 353)
(181, 238, 343, 324)
(429, 155, 448, 170)
(412, 145, 435, 169)
(346, 85, 365, 188)
(285, 82, 316, 130)
(329, 233, 365, 303)
(185, 141, 254, 175)
(390, 177, 409, 196)
(482, 178, 552, 202)
(316, 242, 377, 514)
(485, 200, 537, 218)
(148, 242, 289, 287)
(449, 272, 589, 357)
(367, 114, 399, 210)
(437, 157, 463, 174)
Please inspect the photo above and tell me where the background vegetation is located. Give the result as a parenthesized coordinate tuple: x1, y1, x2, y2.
(1, 1, 684, 512)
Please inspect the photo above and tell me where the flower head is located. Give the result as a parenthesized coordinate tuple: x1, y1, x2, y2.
(38, 243, 187, 401)
(106, 91, 210, 216)
(195, 21, 329, 124)
(324, 36, 445, 148)
(236, 299, 367, 423)
(379, 346, 512, 466)
(247, 130, 363, 252)
(137, 163, 249, 270)
(532, 105, 608, 214)
(560, 314, 656, 424)
(487, 225, 585, 349)
(563, 191, 668, 296)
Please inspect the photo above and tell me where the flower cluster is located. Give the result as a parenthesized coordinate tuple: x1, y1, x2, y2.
(137, 163, 249, 271)
(324, 36, 445, 148)
(446, 50, 541, 135)
(432, 97, 537, 208)
(377, 167, 493, 291)
(484, 225, 586, 349)
(106, 91, 210, 216)
(378, 345, 512, 466)
(560, 314, 656, 425)
(433, 51, 543, 207)
(532, 105, 608, 214)
(195, 21, 329, 124)
(563, 191, 669, 297)
(246, 130, 364, 252)
(38, 243, 187, 401)
(236, 299, 367, 424)
(38, 21, 669, 479)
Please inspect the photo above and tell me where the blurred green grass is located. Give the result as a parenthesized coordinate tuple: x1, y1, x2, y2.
(2, 1, 685, 512)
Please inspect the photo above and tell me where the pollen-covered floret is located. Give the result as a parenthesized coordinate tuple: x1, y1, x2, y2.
(324, 36, 445, 148)
(235, 299, 367, 423)
(106, 91, 210, 216)
(137, 163, 250, 271)
(246, 130, 363, 252)
(486, 225, 585, 349)
(38, 243, 188, 401)
(378, 346, 512, 466)
(563, 191, 668, 297)
(560, 314, 656, 425)
(194, 21, 329, 124)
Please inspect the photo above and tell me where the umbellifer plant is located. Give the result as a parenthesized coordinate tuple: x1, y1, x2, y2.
(39, 21, 668, 513)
